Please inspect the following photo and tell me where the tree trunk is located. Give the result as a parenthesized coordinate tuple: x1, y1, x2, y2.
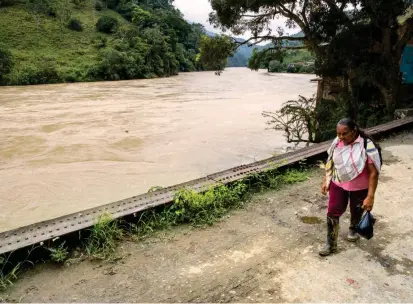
(376, 74, 400, 121)
(348, 77, 359, 120)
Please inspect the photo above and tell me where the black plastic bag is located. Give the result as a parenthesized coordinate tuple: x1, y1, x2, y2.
(356, 211, 376, 240)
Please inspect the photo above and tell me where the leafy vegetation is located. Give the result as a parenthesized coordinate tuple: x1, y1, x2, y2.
(197, 35, 236, 72)
(207, 0, 413, 122)
(263, 96, 318, 146)
(96, 15, 118, 33)
(0, 166, 310, 291)
(85, 213, 123, 260)
(0, 255, 21, 291)
(248, 48, 315, 73)
(48, 242, 69, 263)
(67, 18, 83, 32)
(132, 167, 309, 239)
(263, 91, 390, 146)
(0, 46, 13, 84)
(0, 0, 209, 85)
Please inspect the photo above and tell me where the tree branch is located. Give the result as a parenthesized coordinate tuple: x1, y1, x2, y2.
(301, 0, 309, 26)
(322, 0, 353, 27)
(323, 0, 340, 11)
(240, 13, 274, 18)
(339, 1, 349, 11)
(278, 3, 307, 30)
(396, 18, 413, 58)
(258, 46, 306, 57)
(280, 45, 307, 50)
(237, 35, 306, 47)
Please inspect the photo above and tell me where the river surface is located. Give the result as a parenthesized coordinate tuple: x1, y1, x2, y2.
(0, 68, 316, 232)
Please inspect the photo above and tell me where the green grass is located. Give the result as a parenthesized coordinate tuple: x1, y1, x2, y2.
(0, 166, 311, 292)
(48, 243, 69, 263)
(85, 213, 124, 260)
(283, 50, 315, 65)
(0, 255, 21, 291)
(131, 167, 310, 239)
(0, 0, 129, 83)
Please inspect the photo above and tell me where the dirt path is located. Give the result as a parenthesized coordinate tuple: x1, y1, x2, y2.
(2, 133, 413, 303)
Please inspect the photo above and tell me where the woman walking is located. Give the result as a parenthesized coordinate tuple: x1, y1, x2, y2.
(319, 118, 382, 256)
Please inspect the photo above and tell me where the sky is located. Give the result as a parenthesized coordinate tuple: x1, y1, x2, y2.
(173, 0, 293, 40)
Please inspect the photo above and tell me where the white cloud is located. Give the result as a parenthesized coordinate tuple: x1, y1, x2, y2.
(174, 0, 215, 31)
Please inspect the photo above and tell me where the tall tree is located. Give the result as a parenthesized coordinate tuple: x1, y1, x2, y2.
(208, 0, 413, 118)
(197, 35, 236, 72)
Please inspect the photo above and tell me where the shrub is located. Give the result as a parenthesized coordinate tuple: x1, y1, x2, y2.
(72, 0, 86, 7)
(85, 213, 123, 260)
(64, 74, 77, 82)
(67, 18, 83, 31)
(299, 65, 315, 74)
(0, 0, 15, 7)
(9, 63, 61, 85)
(105, 0, 120, 9)
(88, 48, 139, 80)
(95, 0, 103, 11)
(26, 0, 56, 16)
(48, 243, 69, 263)
(96, 16, 118, 34)
(93, 35, 107, 49)
(268, 60, 283, 73)
(0, 47, 13, 81)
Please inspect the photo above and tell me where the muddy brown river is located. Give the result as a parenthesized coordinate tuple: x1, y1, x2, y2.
(0, 68, 316, 232)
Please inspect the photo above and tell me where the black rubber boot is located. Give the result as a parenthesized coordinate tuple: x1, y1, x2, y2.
(319, 216, 339, 256)
(347, 207, 363, 242)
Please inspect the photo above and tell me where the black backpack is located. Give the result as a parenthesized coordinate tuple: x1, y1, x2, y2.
(363, 137, 383, 168)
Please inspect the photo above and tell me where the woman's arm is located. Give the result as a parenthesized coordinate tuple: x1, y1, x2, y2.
(363, 163, 379, 211)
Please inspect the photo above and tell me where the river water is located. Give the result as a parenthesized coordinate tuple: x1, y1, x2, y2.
(0, 68, 316, 232)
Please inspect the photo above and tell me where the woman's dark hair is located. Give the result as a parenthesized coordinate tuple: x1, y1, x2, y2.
(338, 118, 381, 150)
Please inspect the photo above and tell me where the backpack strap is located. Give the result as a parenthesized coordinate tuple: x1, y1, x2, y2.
(363, 137, 383, 169)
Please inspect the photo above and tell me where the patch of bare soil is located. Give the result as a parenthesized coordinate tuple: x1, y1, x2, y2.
(2, 133, 413, 303)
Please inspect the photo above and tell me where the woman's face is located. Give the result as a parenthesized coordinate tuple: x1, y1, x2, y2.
(337, 124, 357, 145)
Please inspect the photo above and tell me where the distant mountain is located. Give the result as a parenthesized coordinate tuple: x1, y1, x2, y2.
(203, 30, 267, 67)
(228, 32, 305, 67)
(203, 30, 305, 67)
(227, 39, 267, 67)
(204, 30, 217, 37)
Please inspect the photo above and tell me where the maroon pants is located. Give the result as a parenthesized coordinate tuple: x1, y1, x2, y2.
(328, 182, 368, 218)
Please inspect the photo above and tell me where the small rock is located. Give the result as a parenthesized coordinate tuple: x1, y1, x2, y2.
(229, 290, 237, 295)
(103, 267, 116, 276)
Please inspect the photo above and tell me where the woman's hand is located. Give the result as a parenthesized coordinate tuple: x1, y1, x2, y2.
(362, 195, 375, 211)
(321, 182, 328, 195)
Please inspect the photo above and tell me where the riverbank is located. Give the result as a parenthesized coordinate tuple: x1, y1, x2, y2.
(0, 71, 316, 234)
(1, 132, 412, 302)
(0, 0, 204, 86)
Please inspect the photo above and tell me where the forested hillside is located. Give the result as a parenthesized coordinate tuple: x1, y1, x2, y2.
(227, 31, 310, 68)
(0, 0, 206, 85)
